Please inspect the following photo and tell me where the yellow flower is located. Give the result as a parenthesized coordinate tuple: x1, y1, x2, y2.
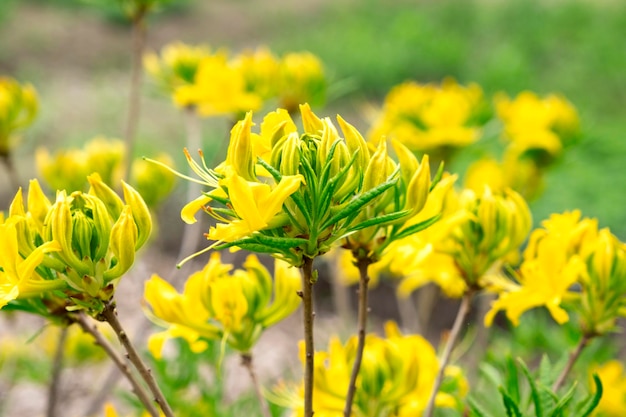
(277, 51, 326, 113)
(205, 169, 304, 244)
(592, 360, 626, 416)
(144, 42, 212, 93)
(144, 252, 301, 356)
(495, 91, 580, 159)
(0, 219, 63, 309)
(269, 321, 466, 416)
(173, 52, 262, 116)
(369, 78, 484, 153)
(0, 77, 38, 156)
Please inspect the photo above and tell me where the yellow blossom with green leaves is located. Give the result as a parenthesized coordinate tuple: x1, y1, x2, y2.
(486, 210, 626, 335)
(368, 78, 486, 155)
(144, 252, 301, 356)
(0, 77, 38, 158)
(5, 176, 151, 315)
(144, 42, 212, 93)
(268, 321, 467, 416)
(495, 91, 580, 161)
(176, 104, 440, 267)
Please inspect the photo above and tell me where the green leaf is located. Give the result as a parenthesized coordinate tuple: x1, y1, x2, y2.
(257, 157, 283, 182)
(215, 235, 308, 251)
(468, 396, 499, 417)
(538, 355, 557, 412)
(344, 210, 411, 233)
(391, 213, 442, 241)
(504, 356, 521, 405)
(499, 387, 523, 417)
(549, 382, 577, 417)
(430, 161, 445, 192)
(518, 358, 543, 417)
(320, 176, 398, 230)
(573, 374, 602, 417)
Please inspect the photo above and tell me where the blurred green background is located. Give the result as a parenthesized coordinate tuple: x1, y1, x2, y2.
(1, 0, 626, 237)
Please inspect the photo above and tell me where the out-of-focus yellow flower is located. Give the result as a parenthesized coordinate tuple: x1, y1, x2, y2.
(0, 77, 38, 157)
(369, 78, 485, 154)
(144, 42, 212, 93)
(0, 218, 63, 309)
(277, 52, 326, 113)
(592, 360, 626, 416)
(174, 53, 263, 117)
(103, 402, 164, 417)
(233, 46, 281, 102)
(145, 252, 301, 357)
(269, 321, 466, 416)
(36, 137, 125, 192)
(41, 323, 110, 365)
(130, 153, 176, 208)
(495, 91, 580, 160)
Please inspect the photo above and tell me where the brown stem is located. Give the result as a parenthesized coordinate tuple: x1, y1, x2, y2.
(423, 291, 473, 417)
(122, 14, 147, 182)
(552, 333, 592, 391)
(46, 326, 68, 417)
(241, 354, 272, 417)
(301, 256, 316, 417)
(343, 256, 372, 417)
(100, 301, 175, 417)
(73, 312, 159, 417)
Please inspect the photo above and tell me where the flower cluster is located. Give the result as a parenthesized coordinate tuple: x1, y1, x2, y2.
(0, 76, 38, 158)
(1, 176, 151, 316)
(368, 78, 486, 156)
(36, 136, 176, 207)
(464, 91, 580, 200)
(144, 252, 301, 355)
(270, 321, 467, 417)
(145, 43, 326, 117)
(486, 210, 626, 336)
(179, 104, 438, 267)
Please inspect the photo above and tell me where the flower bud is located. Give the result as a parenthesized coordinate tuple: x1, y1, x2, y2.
(121, 181, 152, 250)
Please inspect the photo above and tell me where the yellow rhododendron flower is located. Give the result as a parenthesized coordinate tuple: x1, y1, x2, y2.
(269, 321, 466, 416)
(592, 360, 626, 416)
(0, 77, 38, 157)
(145, 252, 301, 356)
(369, 78, 485, 153)
(0, 219, 63, 309)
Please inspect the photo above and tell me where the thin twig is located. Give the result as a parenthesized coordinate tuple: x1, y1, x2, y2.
(301, 256, 316, 417)
(73, 312, 159, 417)
(122, 14, 147, 181)
(46, 326, 68, 417)
(100, 301, 175, 417)
(343, 256, 372, 417)
(423, 291, 473, 417)
(241, 354, 272, 417)
(552, 333, 592, 391)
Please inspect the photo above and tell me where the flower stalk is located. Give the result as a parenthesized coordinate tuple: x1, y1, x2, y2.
(552, 333, 593, 392)
(343, 255, 372, 417)
(423, 290, 473, 417)
(301, 256, 316, 417)
(241, 354, 272, 417)
(73, 312, 160, 417)
(99, 300, 175, 417)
